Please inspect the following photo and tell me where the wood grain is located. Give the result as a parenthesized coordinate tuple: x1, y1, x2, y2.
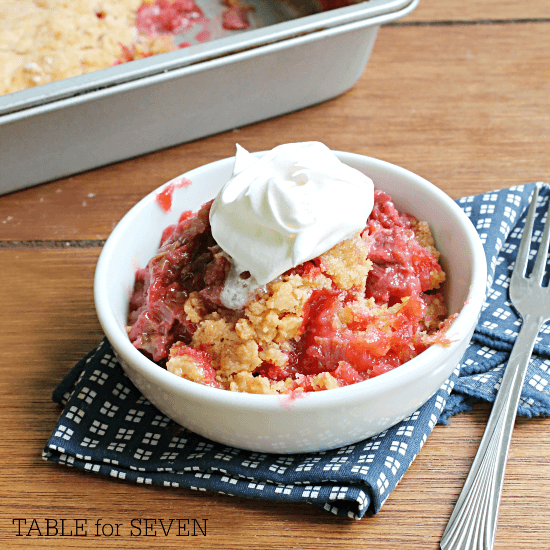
(401, 0, 550, 23)
(1, 1, 550, 548)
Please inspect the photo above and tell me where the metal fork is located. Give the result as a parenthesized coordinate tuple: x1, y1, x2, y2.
(441, 185, 550, 550)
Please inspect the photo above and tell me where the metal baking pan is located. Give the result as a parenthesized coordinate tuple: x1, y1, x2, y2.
(0, 0, 418, 195)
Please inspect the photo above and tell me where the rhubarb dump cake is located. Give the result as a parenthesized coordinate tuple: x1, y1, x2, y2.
(1, 0, 254, 96)
(127, 143, 452, 394)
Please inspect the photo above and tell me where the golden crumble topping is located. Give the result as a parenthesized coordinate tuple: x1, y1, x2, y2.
(1, 1, 143, 95)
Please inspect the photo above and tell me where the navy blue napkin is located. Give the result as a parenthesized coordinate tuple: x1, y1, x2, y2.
(441, 182, 550, 421)
(43, 183, 550, 519)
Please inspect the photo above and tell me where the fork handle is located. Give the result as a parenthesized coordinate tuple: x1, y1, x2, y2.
(440, 314, 544, 550)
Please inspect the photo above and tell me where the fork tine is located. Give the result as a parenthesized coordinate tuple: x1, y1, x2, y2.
(532, 191, 550, 284)
(512, 186, 540, 282)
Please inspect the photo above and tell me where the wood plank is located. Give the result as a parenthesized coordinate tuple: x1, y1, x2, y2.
(401, 0, 550, 23)
(1, 23, 548, 241)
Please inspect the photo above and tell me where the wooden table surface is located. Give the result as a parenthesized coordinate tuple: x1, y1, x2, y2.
(2, 1, 550, 548)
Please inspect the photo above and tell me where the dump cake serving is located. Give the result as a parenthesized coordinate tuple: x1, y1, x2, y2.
(0, 0, 253, 96)
(127, 143, 451, 394)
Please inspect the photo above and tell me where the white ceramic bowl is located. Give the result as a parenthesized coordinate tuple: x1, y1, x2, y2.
(94, 151, 487, 454)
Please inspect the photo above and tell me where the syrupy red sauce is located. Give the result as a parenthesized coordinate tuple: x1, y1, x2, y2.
(135, 0, 207, 35)
(155, 177, 193, 212)
(128, 191, 450, 389)
(364, 191, 443, 305)
(115, 0, 253, 65)
(134, 0, 253, 42)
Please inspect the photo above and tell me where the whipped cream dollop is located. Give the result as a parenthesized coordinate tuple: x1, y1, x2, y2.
(210, 142, 375, 309)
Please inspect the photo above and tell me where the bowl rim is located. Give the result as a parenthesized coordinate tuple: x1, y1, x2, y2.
(94, 151, 487, 412)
